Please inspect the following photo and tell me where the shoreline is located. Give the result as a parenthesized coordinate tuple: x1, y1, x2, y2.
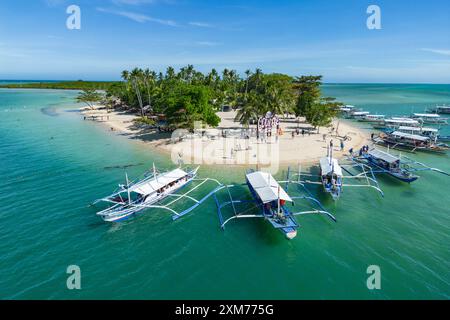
(79, 106, 370, 169)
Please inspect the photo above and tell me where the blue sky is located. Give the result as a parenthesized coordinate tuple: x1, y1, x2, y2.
(0, 0, 449, 82)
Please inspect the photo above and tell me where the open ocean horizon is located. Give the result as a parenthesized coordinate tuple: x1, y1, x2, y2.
(0, 84, 449, 299)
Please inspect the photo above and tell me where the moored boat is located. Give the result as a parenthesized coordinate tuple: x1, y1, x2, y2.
(373, 131, 450, 153)
(427, 105, 450, 114)
(356, 148, 419, 183)
(213, 170, 337, 240)
(350, 147, 450, 182)
(94, 166, 200, 222)
(373, 118, 421, 130)
(348, 111, 370, 120)
(358, 114, 386, 123)
(411, 113, 448, 125)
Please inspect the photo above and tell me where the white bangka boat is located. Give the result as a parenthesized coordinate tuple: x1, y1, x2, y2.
(428, 105, 450, 114)
(349, 111, 370, 120)
(349, 147, 450, 183)
(373, 131, 450, 153)
(373, 118, 421, 130)
(213, 169, 336, 240)
(358, 114, 386, 123)
(290, 147, 384, 201)
(93, 164, 222, 222)
(411, 113, 448, 125)
(395, 126, 439, 140)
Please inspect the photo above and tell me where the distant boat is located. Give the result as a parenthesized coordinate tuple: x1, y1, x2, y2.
(348, 111, 370, 120)
(358, 114, 386, 123)
(354, 148, 419, 183)
(373, 118, 421, 130)
(350, 147, 450, 183)
(428, 105, 450, 114)
(340, 105, 361, 118)
(392, 126, 450, 142)
(373, 131, 450, 153)
(411, 113, 448, 125)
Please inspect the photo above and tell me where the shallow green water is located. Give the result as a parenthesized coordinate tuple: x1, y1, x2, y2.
(0, 85, 449, 299)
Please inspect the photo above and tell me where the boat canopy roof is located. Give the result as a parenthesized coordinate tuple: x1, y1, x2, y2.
(127, 168, 188, 195)
(320, 157, 343, 177)
(368, 149, 399, 164)
(413, 113, 441, 118)
(391, 131, 430, 142)
(353, 111, 370, 115)
(385, 118, 420, 124)
(366, 114, 385, 118)
(246, 171, 293, 203)
(398, 126, 438, 133)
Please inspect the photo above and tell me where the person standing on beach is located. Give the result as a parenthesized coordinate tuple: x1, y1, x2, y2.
(340, 140, 344, 151)
(330, 140, 334, 149)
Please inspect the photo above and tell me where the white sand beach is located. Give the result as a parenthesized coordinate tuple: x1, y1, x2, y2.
(80, 107, 369, 168)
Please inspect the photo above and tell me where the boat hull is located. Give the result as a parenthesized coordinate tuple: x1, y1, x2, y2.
(245, 176, 299, 239)
(98, 170, 198, 222)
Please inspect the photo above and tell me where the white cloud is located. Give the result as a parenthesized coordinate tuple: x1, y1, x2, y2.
(195, 41, 222, 47)
(97, 7, 178, 26)
(189, 22, 214, 28)
(421, 48, 450, 56)
(112, 0, 156, 5)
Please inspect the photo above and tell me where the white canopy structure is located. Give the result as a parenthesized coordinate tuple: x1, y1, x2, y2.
(413, 113, 441, 118)
(128, 168, 187, 195)
(398, 126, 438, 133)
(391, 131, 430, 142)
(385, 118, 420, 125)
(246, 171, 293, 203)
(352, 111, 370, 116)
(368, 149, 399, 164)
(320, 157, 343, 177)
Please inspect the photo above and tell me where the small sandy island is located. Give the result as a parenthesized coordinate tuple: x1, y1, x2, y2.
(80, 106, 369, 168)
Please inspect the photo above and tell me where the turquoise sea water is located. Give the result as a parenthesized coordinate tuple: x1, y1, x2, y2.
(0, 85, 449, 299)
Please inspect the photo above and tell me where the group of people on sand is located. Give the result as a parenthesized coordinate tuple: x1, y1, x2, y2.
(291, 128, 311, 139)
(348, 145, 371, 157)
(326, 139, 346, 152)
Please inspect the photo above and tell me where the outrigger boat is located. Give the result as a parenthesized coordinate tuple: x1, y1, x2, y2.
(358, 114, 385, 123)
(428, 105, 450, 114)
(373, 131, 450, 153)
(213, 170, 336, 240)
(349, 111, 370, 120)
(392, 126, 450, 143)
(373, 118, 421, 130)
(339, 105, 358, 117)
(349, 147, 450, 183)
(292, 147, 384, 200)
(411, 113, 448, 125)
(93, 164, 222, 222)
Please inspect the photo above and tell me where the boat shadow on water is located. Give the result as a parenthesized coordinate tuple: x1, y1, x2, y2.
(40, 106, 59, 116)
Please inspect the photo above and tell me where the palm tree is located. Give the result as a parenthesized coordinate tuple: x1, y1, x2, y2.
(130, 68, 145, 116)
(121, 70, 130, 82)
(143, 68, 156, 113)
(235, 97, 257, 127)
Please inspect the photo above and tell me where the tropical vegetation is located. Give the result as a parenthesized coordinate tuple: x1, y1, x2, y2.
(0, 80, 116, 90)
(105, 65, 341, 131)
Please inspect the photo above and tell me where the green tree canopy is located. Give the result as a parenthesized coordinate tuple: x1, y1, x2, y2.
(76, 88, 103, 109)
